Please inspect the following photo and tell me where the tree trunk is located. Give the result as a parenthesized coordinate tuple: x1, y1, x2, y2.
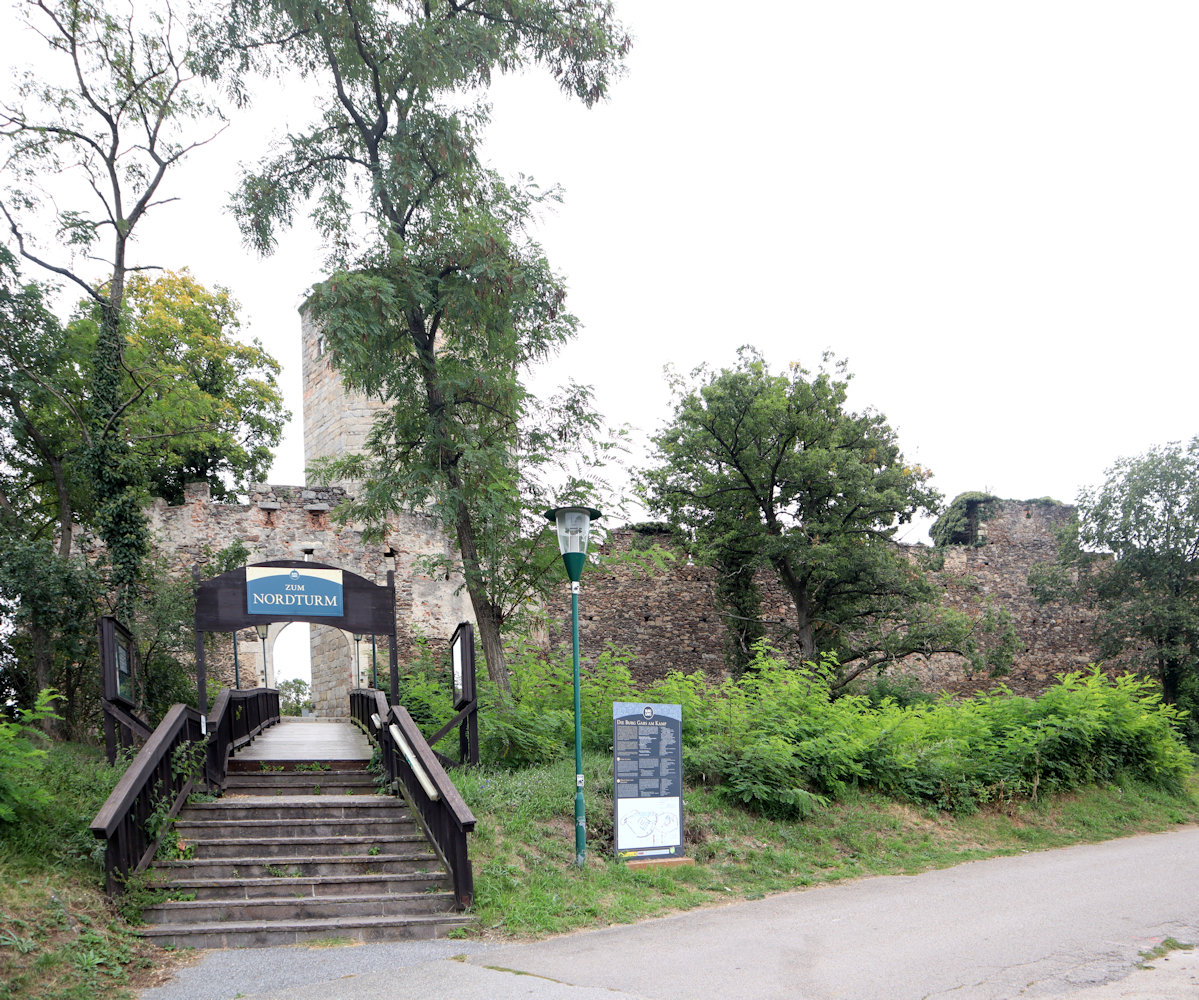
(1161, 659, 1183, 705)
(414, 319, 512, 695)
(771, 554, 816, 661)
(29, 621, 60, 738)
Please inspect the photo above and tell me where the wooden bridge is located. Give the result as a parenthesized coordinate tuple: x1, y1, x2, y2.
(90, 689, 476, 948)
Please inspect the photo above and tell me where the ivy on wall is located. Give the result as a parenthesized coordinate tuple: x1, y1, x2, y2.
(930, 492, 1000, 547)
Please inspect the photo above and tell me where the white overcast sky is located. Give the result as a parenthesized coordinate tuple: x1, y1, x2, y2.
(5, 0, 1199, 545)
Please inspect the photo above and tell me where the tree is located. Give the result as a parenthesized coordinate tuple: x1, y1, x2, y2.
(1031, 439, 1199, 706)
(641, 347, 1015, 691)
(212, 0, 631, 691)
(0, 254, 285, 727)
(1, 0, 224, 613)
(278, 678, 312, 716)
(0, 261, 288, 541)
(95, 270, 288, 505)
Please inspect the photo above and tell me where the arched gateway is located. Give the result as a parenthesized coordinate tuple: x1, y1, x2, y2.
(193, 559, 399, 725)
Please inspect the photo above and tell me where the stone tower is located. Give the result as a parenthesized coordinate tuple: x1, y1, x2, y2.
(300, 307, 389, 486)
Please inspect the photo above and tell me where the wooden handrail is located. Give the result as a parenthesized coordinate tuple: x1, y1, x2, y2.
(91, 688, 281, 895)
(207, 687, 280, 787)
(350, 688, 476, 908)
(90, 703, 204, 893)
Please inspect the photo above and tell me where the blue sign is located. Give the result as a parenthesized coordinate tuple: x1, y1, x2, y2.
(246, 567, 344, 618)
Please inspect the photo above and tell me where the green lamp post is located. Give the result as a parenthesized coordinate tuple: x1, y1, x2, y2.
(544, 505, 602, 868)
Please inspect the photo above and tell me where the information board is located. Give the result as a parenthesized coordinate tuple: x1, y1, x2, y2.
(612, 702, 683, 860)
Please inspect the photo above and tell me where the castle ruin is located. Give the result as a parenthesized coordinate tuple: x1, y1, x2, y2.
(149, 310, 1099, 713)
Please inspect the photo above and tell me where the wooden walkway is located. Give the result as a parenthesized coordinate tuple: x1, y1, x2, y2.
(233, 716, 371, 762)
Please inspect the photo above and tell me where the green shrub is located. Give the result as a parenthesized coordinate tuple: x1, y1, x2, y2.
(0, 689, 59, 825)
(407, 631, 1191, 820)
(479, 706, 572, 769)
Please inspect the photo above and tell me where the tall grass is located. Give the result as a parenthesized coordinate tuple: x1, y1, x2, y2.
(0, 740, 157, 1000)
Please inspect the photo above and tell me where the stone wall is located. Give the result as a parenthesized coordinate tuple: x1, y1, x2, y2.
(148, 481, 472, 716)
(543, 500, 1100, 696)
(895, 500, 1098, 695)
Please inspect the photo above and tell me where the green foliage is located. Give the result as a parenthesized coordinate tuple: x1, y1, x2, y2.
(460, 636, 1192, 821)
(212, 0, 630, 693)
(2, 0, 226, 618)
(850, 672, 936, 709)
(0, 691, 60, 824)
(0, 541, 102, 737)
(930, 492, 1000, 547)
(278, 678, 313, 717)
(1032, 438, 1199, 709)
(676, 647, 1191, 817)
(640, 348, 1015, 691)
(0, 737, 127, 870)
(84, 271, 289, 505)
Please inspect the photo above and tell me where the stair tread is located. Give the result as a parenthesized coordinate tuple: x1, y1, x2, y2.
(153, 868, 446, 882)
(176, 821, 410, 832)
(157, 852, 436, 866)
(145, 891, 453, 910)
(138, 912, 469, 935)
(184, 796, 395, 800)
(184, 834, 424, 845)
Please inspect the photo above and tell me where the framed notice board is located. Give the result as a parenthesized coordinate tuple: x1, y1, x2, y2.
(612, 702, 683, 860)
(99, 615, 136, 707)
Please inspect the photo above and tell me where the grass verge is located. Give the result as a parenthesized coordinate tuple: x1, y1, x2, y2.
(455, 752, 1199, 939)
(0, 741, 170, 1000)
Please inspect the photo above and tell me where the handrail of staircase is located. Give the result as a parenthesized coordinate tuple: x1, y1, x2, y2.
(90, 688, 281, 895)
(207, 686, 281, 788)
(350, 688, 476, 908)
(90, 703, 205, 894)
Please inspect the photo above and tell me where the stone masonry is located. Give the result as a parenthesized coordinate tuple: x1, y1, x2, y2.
(150, 482, 471, 717)
(301, 307, 390, 481)
(550, 500, 1100, 696)
(149, 304, 1101, 713)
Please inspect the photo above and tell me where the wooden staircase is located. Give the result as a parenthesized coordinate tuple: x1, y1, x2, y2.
(137, 719, 474, 948)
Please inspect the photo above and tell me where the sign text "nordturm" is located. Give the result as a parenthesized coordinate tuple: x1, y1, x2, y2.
(250, 593, 340, 607)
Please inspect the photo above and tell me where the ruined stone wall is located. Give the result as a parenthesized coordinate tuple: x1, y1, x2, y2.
(147, 481, 473, 716)
(543, 501, 1100, 696)
(893, 500, 1098, 696)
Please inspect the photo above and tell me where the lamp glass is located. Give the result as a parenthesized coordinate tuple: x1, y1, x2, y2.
(554, 508, 592, 556)
(254, 624, 269, 640)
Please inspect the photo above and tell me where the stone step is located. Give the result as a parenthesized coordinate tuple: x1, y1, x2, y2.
(187, 832, 428, 860)
(138, 734, 474, 947)
(154, 852, 442, 880)
(175, 815, 417, 841)
(224, 771, 377, 793)
(141, 890, 457, 924)
(181, 796, 403, 823)
(227, 757, 370, 773)
(137, 911, 474, 949)
(152, 871, 451, 901)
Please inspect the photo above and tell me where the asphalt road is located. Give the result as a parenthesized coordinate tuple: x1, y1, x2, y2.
(141, 827, 1199, 1000)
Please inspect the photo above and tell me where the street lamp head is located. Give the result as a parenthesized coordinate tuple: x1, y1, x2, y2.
(544, 506, 602, 583)
(254, 623, 269, 640)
